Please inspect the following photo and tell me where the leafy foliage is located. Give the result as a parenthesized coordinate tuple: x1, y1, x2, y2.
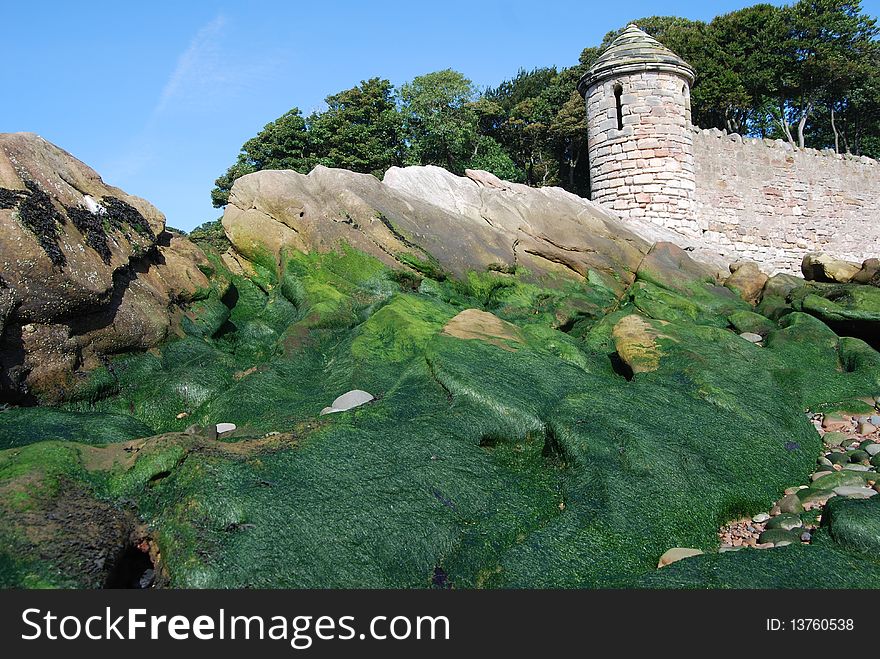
(211, 0, 880, 205)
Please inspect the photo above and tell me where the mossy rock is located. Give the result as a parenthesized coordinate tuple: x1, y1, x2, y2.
(823, 497, 880, 557)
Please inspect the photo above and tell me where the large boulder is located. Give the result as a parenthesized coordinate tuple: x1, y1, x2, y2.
(0, 133, 214, 402)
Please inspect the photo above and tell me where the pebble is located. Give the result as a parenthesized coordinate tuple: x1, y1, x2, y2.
(812, 470, 833, 481)
(832, 486, 877, 499)
(823, 432, 847, 447)
(752, 512, 770, 523)
(817, 456, 833, 467)
(870, 415, 880, 426)
(858, 422, 877, 435)
(800, 489, 836, 506)
(739, 332, 763, 343)
(849, 449, 870, 463)
(822, 415, 850, 432)
(842, 464, 871, 472)
(176, 412, 189, 420)
(866, 444, 880, 457)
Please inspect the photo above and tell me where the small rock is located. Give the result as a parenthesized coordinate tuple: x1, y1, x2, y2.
(843, 464, 871, 472)
(866, 444, 880, 457)
(216, 422, 237, 435)
(800, 531, 812, 542)
(870, 415, 880, 426)
(739, 332, 763, 343)
(783, 485, 807, 495)
(817, 456, 833, 467)
(832, 486, 877, 499)
(849, 449, 870, 463)
(800, 489, 836, 506)
(823, 432, 847, 447)
(775, 493, 803, 514)
(176, 412, 189, 420)
(811, 470, 833, 482)
(752, 512, 770, 523)
(759, 528, 802, 546)
(822, 415, 850, 432)
(765, 513, 803, 531)
(658, 547, 704, 568)
(858, 422, 877, 435)
(827, 452, 849, 465)
(321, 389, 376, 415)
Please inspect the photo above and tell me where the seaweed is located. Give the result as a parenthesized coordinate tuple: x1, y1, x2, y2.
(16, 180, 66, 267)
(66, 206, 112, 263)
(0, 188, 26, 209)
(102, 196, 154, 239)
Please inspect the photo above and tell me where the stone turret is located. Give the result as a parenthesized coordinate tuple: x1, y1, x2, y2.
(578, 25, 697, 234)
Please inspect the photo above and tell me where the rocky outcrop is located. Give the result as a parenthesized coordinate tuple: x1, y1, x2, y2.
(222, 165, 727, 300)
(0, 133, 216, 403)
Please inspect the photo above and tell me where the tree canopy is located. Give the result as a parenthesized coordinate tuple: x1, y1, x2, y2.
(211, 0, 880, 211)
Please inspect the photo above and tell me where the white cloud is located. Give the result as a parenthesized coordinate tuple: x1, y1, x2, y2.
(156, 14, 229, 114)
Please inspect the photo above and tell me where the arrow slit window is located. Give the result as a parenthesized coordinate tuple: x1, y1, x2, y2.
(613, 83, 624, 130)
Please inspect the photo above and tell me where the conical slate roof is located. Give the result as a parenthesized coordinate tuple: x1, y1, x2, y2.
(577, 24, 695, 96)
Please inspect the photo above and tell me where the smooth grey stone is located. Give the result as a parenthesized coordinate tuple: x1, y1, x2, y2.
(832, 486, 877, 498)
(321, 389, 376, 415)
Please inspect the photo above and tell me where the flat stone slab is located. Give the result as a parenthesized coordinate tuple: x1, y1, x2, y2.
(216, 422, 237, 435)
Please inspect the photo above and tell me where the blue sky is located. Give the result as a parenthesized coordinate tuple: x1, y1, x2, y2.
(4, 1, 879, 231)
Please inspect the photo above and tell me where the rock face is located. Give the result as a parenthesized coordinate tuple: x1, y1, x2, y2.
(222, 165, 726, 299)
(0, 133, 215, 403)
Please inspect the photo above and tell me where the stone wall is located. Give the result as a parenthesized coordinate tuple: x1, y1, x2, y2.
(690, 127, 880, 274)
(585, 71, 695, 229)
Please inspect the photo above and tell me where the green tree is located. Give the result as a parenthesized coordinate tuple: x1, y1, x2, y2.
(550, 91, 588, 190)
(399, 69, 480, 173)
(211, 109, 313, 207)
(775, 0, 878, 147)
(308, 78, 404, 175)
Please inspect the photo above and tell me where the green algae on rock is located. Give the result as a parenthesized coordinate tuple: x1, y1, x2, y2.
(2, 158, 880, 590)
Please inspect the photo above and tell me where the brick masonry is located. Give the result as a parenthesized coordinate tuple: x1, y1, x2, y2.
(586, 71, 697, 234)
(690, 127, 880, 274)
